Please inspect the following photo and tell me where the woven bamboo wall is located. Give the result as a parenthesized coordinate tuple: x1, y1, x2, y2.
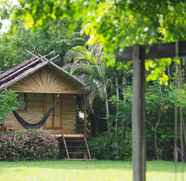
(4, 93, 77, 134)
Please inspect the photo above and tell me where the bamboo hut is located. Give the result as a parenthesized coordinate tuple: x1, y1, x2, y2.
(0, 54, 89, 135)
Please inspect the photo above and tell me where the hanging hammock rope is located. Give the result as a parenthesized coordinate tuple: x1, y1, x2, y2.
(12, 95, 59, 129)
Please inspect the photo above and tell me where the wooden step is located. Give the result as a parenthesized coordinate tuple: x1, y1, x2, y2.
(69, 151, 85, 154)
(61, 134, 91, 160)
(63, 134, 84, 138)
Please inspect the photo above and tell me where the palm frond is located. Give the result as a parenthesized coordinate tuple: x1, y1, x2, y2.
(64, 46, 96, 64)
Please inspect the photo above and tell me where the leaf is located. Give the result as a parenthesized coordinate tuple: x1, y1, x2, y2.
(159, 73, 169, 86)
(23, 12, 34, 29)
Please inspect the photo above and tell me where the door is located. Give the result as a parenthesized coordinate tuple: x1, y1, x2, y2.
(43, 94, 62, 130)
(44, 94, 76, 134)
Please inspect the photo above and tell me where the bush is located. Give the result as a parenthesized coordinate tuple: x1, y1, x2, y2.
(89, 132, 132, 160)
(0, 130, 59, 161)
(0, 90, 19, 125)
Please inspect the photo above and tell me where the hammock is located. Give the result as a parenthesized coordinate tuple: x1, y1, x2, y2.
(12, 97, 59, 129)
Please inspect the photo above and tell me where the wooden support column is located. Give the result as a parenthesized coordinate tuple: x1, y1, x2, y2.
(60, 94, 63, 132)
(132, 46, 146, 181)
(83, 95, 87, 136)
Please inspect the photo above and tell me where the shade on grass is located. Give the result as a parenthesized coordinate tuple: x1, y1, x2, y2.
(0, 160, 185, 181)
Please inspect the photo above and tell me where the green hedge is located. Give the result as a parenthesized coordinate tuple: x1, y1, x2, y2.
(0, 130, 59, 161)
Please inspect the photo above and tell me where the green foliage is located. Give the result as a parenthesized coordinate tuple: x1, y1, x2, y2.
(145, 59, 173, 85)
(1, 0, 186, 162)
(0, 90, 19, 124)
(90, 87, 132, 160)
(0, 27, 85, 71)
(109, 87, 132, 130)
(65, 45, 112, 117)
(168, 86, 186, 108)
(11, 0, 85, 32)
(0, 34, 25, 70)
(104, 84, 178, 160)
(65, 46, 97, 65)
(89, 133, 132, 160)
(145, 84, 175, 159)
(0, 130, 59, 160)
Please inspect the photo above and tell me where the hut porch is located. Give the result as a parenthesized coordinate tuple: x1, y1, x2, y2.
(4, 93, 87, 135)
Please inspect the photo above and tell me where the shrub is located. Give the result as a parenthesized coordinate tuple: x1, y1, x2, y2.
(0, 90, 19, 125)
(89, 132, 132, 160)
(0, 130, 59, 161)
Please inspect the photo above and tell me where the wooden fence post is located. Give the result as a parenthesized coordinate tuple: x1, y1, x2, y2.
(132, 45, 146, 181)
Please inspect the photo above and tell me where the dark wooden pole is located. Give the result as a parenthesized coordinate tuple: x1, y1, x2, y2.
(83, 95, 87, 136)
(132, 46, 146, 181)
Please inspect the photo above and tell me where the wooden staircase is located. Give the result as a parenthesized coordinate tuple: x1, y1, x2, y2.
(61, 134, 91, 160)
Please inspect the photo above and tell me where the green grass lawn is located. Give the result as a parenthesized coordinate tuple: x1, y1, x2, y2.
(0, 160, 185, 181)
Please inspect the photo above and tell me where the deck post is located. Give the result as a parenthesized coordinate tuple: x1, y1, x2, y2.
(83, 95, 88, 136)
(60, 94, 63, 132)
(132, 45, 146, 181)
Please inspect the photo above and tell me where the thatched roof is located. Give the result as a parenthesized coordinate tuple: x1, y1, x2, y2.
(0, 54, 87, 91)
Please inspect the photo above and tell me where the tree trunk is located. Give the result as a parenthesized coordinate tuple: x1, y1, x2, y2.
(104, 86, 110, 133)
(180, 107, 184, 163)
(174, 62, 179, 177)
(154, 106, 161, 160)
(115, 77, 119, 136)
(178, 63, 185, 180)
(174, 106, 178, 162)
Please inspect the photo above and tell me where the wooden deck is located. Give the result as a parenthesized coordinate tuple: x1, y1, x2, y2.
(46, 129, 85, 137)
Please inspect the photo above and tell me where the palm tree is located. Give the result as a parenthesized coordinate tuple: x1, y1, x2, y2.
(64, 45, 112, 132)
